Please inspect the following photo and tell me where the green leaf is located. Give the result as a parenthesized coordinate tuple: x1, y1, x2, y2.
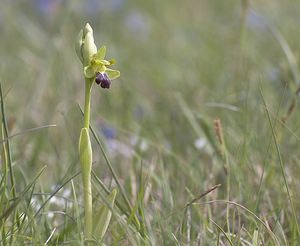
(93, 189, 117, 241)
(105, 68, 120, 80)
(95, 46, 106, 60)
(75, 30, 84, 63)
(78, 128, 92, 174)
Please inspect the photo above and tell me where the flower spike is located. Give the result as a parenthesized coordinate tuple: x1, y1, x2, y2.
(75, 24, 120, 88)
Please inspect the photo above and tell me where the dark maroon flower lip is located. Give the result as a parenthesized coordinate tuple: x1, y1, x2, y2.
(95, 72, 111, 89)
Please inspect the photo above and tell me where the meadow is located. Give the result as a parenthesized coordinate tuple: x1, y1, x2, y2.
(0, 0, 300, 245)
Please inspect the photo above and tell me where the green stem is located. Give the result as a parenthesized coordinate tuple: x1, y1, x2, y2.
(82, 170, 92, 240)
(82, 78, 93, 240)
(84, 79, 92, 129)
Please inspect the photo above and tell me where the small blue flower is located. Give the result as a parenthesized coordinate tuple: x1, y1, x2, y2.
(101, 125, 116, 139)
(35, 0, 62, 15)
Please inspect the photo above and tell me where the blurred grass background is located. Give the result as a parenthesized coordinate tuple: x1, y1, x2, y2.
(1, 0, 300, 244)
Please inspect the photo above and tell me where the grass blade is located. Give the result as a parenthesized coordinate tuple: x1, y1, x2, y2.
(260, 88, 300, 238)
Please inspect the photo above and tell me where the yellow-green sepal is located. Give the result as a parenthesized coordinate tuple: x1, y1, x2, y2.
(95, 46, 107, 60)
(106, 68, 120, 80)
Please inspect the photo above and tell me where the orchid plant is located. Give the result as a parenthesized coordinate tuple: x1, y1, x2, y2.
(75, 23, 119, 243)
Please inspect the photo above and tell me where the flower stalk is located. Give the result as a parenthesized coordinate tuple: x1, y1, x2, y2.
(84, 79, 92, 129)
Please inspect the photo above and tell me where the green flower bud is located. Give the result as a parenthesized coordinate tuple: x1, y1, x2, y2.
(83, 23, 93, 37)
(79, 128, 92, 175)
(75, 23, 97, 66)
(83, 32, 97, 66)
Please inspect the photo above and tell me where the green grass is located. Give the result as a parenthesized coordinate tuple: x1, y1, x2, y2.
(1, 0, 300, 245)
